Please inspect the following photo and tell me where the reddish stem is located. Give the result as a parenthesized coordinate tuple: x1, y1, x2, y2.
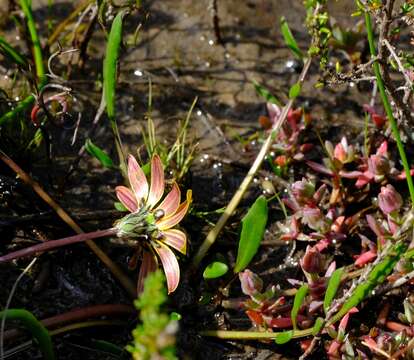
(0, 228, 117, 263)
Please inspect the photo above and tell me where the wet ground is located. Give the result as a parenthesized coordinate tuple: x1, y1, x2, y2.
(0, 1, 375, 359)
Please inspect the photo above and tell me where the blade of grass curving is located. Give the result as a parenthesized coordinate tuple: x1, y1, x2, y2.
(252, 80, 282, 106)
(323, 267, 343, 315)
(280, 17, 303, 60)
(0, 36, 28, 68)
(85, 138, 115, 169)
(103, 9, 127, 172)
(0, 309, 55, 360)
(291, 284, 308, 330)
(364, 11, 414, 204)
(234, 195, 268, 273)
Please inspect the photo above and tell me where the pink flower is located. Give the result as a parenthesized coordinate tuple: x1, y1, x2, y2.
(115, 154, 192, 293)
(378, 184, 402, 215)
(239, 270, 263, 297)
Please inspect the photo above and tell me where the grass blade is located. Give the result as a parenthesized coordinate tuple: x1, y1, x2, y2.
(0, 36, 28, 68)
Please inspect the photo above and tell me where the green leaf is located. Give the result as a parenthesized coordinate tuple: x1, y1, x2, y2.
(114, 201, 128, 212)
(0, 309, 55, 360)
(291, 284, 308, 329)
(85, 139, 115, 168)
(280, 17, 303, 60)
(234, 196, 268, 273)
(0, 36, 28, 68)
(323, 267, 343, 314)
(170, 312, 182, 321)
(289, 82, 301, 99)
(312, 317, 325, 336)
(252, 80, 282, 106)
(103, 10, 127, 120)
(274, 330, 293, 344)
(203, 261, 229, 279)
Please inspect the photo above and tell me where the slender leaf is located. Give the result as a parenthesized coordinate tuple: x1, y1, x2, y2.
(289, 82, 301, 99)
(274, 330, 293, 345)
(291, 284, 308, 329)
(312, 317, 325, 336)
(203, 261, 229, 279)
(323, 267, 343, 314)
(280, 17, 303, 60)
(234, 196, 268, 273)
(0, 309, 55, 360)
(85, 139, 115, 168)
(252, 80, 282, 106)
(0, 36, 28, 68)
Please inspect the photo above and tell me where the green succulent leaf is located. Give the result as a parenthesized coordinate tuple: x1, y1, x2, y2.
(234, 196, 268, 273)
(324, 267, 343, 314)
(203, 261, 229, 279)
(274, 330, 293, 345)
(291, 284, 308, 329)
(289, 82, 301, 99)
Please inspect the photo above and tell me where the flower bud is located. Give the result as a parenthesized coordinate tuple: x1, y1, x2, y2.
(334, 137, 354, 164)
(302, 206, 325, 231)
(292, 178, 315, 204)
(378, 184, 403, 215)
(239, 270, 263, 297)
(301, 246, 324, 274)
(367, 155, 390, 178)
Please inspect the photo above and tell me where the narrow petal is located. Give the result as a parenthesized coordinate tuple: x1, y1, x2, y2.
(156, 190, 192, 230)
(154, 242, 180, 294)
(154, 182, 180, 217)
(162, 229, 187, 254)
(147, 155, 165, 208)
(128, 154, 148, 204)
(115, 186, 138, 212)
(137, 250, 158, 294)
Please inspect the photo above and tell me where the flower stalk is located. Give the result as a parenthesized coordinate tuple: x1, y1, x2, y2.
(0, 228, 117, 264)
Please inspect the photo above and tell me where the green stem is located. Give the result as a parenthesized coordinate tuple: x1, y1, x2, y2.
(19, 0, 45, 81)
(364, 11, 414, 204)
(201, 328, 313, 340)
(0, 309, 55, 360)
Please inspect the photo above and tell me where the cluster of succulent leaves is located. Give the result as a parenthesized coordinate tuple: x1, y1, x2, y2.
(127, 270, 178, 360)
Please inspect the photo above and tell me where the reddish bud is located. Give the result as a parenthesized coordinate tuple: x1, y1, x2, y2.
(291, 178, 315, 204)
(301, 246, 324, 274)
(239, 270, 263, 297)
(378, 184, 403, 215)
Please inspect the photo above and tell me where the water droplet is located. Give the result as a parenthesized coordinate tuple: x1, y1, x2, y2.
(197, 110, 202, 116)
(200, 35, 206, 41)
(134, 69, 143, 77)
(15, 96, 19, 101)
(205, 61, 210, 68)
(208, 39, 214, 46)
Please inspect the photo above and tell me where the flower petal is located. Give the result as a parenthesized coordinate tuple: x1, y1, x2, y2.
(128, 154, 148, 204)
(147, 155, 165, 208)
(137, 250, 158, 294)
(155, 182, 180, 217)
(162, 229, 187, 254)
(156, 190, 192, 230)
(115, 186, 138, 212)
(154, 242, 180, 294)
